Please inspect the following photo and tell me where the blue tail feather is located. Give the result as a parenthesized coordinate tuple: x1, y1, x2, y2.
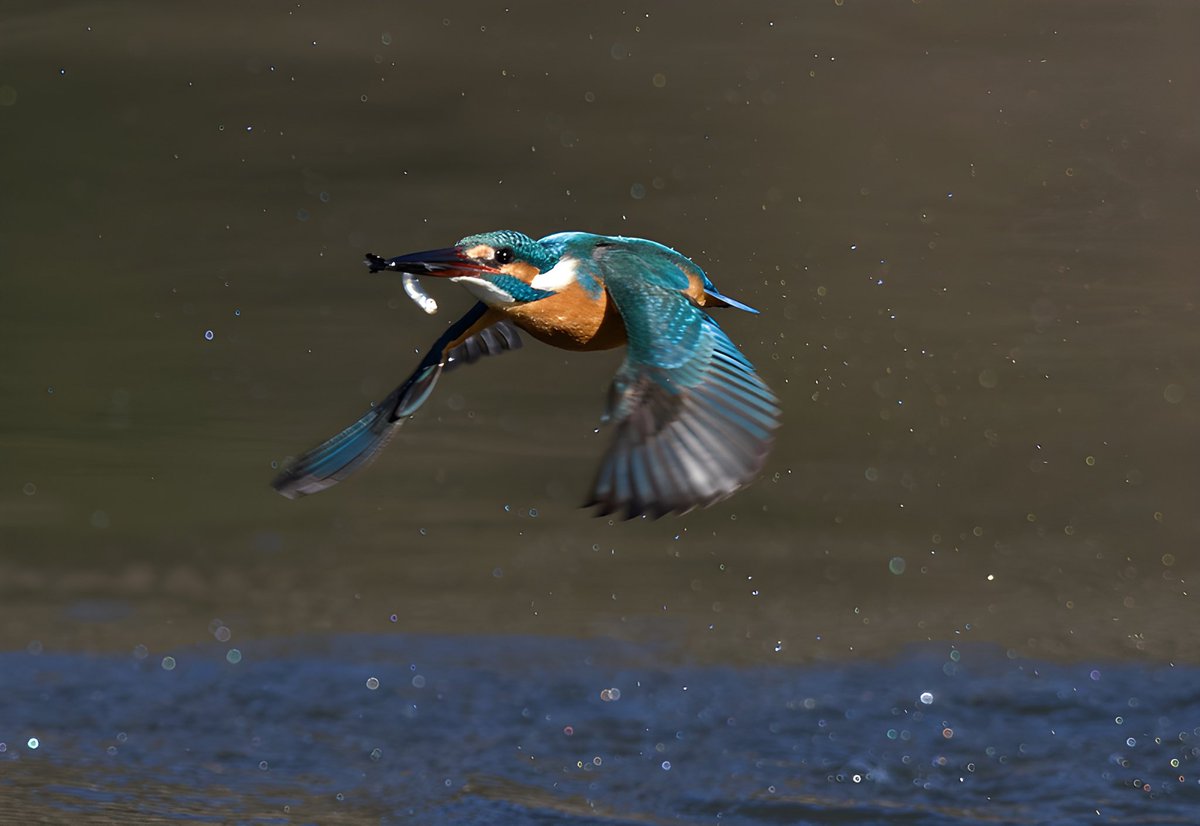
(706, 287, 759, 314)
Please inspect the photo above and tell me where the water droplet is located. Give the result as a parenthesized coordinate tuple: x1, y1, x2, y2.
(919, 692, 934, 705)
(204, 330, 214, 341)
(225, 648, 242, 664)
(366, 676, 380, 690)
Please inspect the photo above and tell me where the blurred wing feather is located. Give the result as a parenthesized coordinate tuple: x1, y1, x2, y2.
(272, 303, 519, 499)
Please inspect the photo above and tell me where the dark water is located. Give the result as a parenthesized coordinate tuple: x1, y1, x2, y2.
(5, 636, 1199, 824)
(3, 1, 1200, 822)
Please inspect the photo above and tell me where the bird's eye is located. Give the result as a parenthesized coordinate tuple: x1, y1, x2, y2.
(494, 247, 514, 265)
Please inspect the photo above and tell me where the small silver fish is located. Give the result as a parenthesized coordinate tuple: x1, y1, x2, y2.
(365, 253, 438, 315)
(402, 273, 438, 315)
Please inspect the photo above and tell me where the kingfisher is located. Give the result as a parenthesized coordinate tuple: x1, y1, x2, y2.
(272, 231, 780, 518)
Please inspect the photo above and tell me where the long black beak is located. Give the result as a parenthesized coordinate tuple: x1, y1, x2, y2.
(364, 247, 498, 276)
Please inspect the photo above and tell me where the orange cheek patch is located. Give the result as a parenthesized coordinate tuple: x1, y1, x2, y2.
(464, 244, 495, 261)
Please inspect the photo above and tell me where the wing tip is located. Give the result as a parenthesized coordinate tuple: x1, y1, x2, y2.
(582, 487, 736, 521)
(273, 484, 302, 501)
(271, 466, 338, 500)
(582, 398, 779, 520)
(271, 463, 301, 499)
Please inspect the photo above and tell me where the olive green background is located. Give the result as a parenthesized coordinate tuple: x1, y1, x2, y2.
(3, 1, 1198, 664)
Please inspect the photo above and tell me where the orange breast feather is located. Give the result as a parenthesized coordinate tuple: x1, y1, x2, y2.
(504, 280, 626, 352)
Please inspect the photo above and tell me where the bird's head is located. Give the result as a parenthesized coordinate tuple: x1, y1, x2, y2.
(366, 230, 580, 307)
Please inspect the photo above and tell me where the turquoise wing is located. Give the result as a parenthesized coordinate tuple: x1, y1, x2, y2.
(585, 246, 780, 518)
(272, 303, 521, 499)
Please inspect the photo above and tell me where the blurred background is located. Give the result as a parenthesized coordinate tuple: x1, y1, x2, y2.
(3, 1, 1199, 822)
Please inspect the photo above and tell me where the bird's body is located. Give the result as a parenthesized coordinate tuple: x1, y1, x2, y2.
(500, 275, 626, 351)
(273, 231, 780, 518)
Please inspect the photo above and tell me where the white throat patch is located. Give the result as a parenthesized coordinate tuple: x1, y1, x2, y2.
(450, 276, 516, 307)
(530, 257, 579, 292)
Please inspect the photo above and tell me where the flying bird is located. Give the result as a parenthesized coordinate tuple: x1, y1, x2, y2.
(272, 231, 780, 518)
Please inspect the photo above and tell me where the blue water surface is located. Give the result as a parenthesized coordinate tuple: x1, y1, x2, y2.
(1, 636, 1196, 824)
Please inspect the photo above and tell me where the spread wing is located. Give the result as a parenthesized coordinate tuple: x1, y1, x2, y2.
(272, 303, 520, 499)
(584, 246, 780, 518)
